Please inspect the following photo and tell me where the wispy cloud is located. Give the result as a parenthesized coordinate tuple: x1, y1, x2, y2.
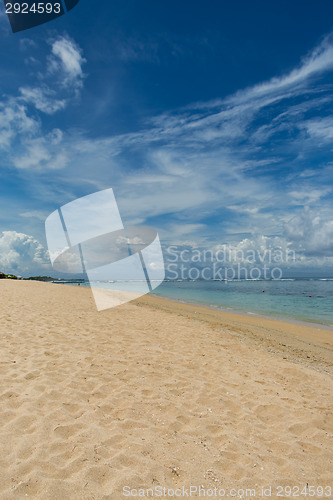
(227, 34, 333, 104)
(19, 86, 66, 114)
(94, 31, 212, 64)
(301, 117, 333, 142)
(1, 32, 333, 271)
(0, 34, 86, 169)
(0, 99, 39, 150)
(47, 36, 86, 89)
(17, 35, 86, 116)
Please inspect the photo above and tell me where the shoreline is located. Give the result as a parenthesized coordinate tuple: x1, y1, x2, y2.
(138, 294, 333, 377)
(61, 280, 333, 329)
(151, 292, 333, 331)
(25, 279, 333, 375)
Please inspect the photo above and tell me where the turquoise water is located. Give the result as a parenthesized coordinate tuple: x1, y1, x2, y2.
(152, 279, 333, 327)
(69, 278, 333, 327)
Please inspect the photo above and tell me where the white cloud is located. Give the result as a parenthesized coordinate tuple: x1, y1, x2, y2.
(19, 87, 66, 114)
(19, 38, 38, 51)
(19, 210, 48, 221)
(0, 99, 39, 150)
(225, 34, 333, 107)
(48, 36, 86, 89)
(12, 133, 68, 170)
(165, 231, 333, 276)
(1, 31, 332, 275)
(211, 235, 295, 265)
(301, 117, 333, 142)
(142, 35, 333, 149)
(0, 231, 50, 275)
(0, 35, 85, 167)
(288, 188, 331, 205)
(285, 212, 333, 256)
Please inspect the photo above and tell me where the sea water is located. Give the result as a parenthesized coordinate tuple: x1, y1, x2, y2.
(152, 279, 333, 327)
(74, 278, 333, 327)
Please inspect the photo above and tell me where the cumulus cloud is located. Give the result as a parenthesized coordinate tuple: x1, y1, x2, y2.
(8, 29, 329, 261)
(164, 231, 333, 279)
(1, 31, 332, 275)
(285, 212, 333, 256)
(0, 231, 51, 275)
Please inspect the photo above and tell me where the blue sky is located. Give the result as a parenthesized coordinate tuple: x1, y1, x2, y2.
(0, 0, 333, 276)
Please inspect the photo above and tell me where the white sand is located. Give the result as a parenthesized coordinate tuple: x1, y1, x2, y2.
(0, 280, 332, 499)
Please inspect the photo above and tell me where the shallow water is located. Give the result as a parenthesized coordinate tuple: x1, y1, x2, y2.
(152, 279, 333, 327)
(71, 278, 333, 327)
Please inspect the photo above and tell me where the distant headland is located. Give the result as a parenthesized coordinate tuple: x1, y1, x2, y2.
(0, 272, 84, 283)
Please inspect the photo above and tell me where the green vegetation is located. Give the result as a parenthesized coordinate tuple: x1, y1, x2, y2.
(0, 272, 18, 279)
(0, 272, 84, 282)
(25, 276, 56, 281)
(0, 273, 55, 281)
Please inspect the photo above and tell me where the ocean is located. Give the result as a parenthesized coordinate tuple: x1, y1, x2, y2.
(73, 278, 333, 328)
(152, 279, 333, 327)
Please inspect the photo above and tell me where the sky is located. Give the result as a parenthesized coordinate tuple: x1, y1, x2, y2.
(0, 0, 333, 277)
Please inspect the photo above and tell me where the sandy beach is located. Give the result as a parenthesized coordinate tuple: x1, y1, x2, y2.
(0, 279, 332, 499)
